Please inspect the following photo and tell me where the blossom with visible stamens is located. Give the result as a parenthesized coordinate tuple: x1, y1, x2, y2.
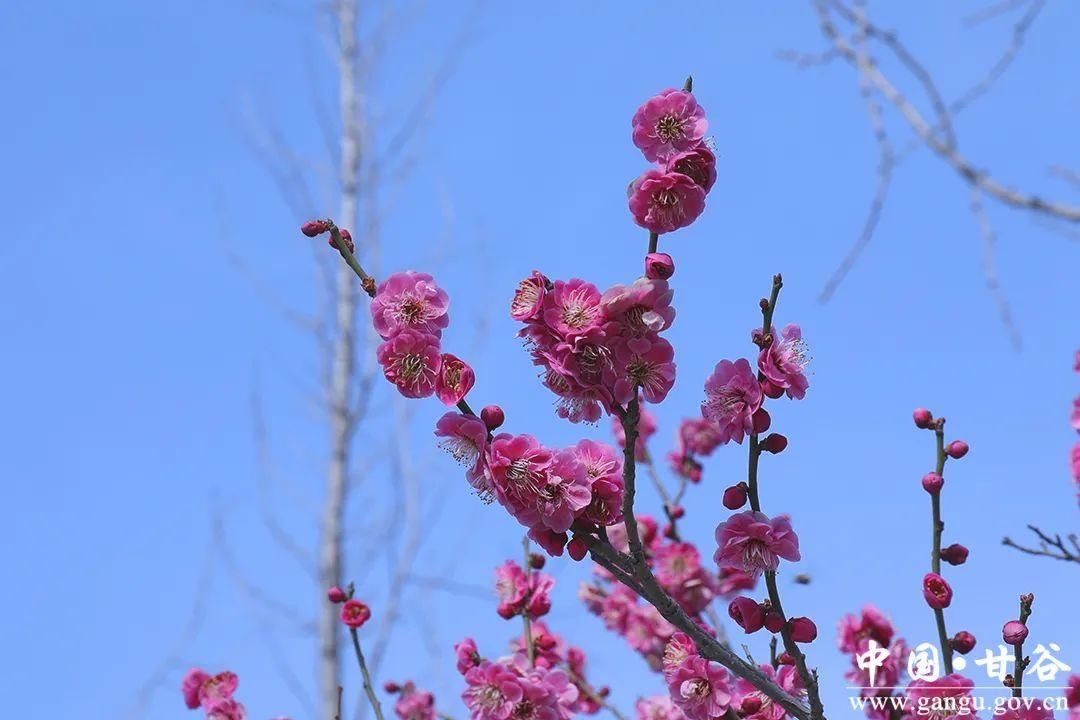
(629, 170, 706, 235)
(731, 665, 804, 720)
(612, 335, 676, 405)
(632, 89, 708, 163)
(462, 661, 524, 720)
(573, 439, 624, 526)
(757, 324, 810, 400)
(601, 278, 675, 337)
(512, 271, 550, 322)
(370, 271, 450, 340)
(532, 450, 592, 533)
(434, 412, 491, 498)
(714, 511, 801, 575)
(922, 573, 953, 610)
(665, 654, 731, 720)
(377, 330, 442, 398)
(701, 359, 762, 446)
(487, 434, 554, 521)
(665, 143, 717, 193)
(543, 279, 603, 338)
(436, 353, 475, 405)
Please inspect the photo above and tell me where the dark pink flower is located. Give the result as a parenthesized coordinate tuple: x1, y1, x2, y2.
(629, 170, 706, 234)
(455, 638, 481, 675)
(665, 655, 731, 720)
(435, 353, 475, 405)
(206, 699, 247, 720)
(788, 617, 817, 643)
(663, 633, 698, 683)
(632, 89, 708, 163)
(573, 439, 624, 526)
(341, 599, 372, 629)
(645, 252, 676, 280)
(1003, 620, 1029, 645)
(714, 511, 801, 575)
(494, 560, 555, 620)
(435, 412, 491, 497)
(635, 695, 685, 720)
(732, 664, 804, 720)
(996, 706, 1054, 720)
(532, 450, 592, 533)
(543, 279, 603, 338)
(950, 631, 976, 655)
(757, 324, 810, 400)
(665, 144, 717, 193)
(327, 586, 347, 603)
(377, 330, 442, 398)
(922, 573, 953, 609)
(511, 271, 550, 322)
(702, 359, 763, 446)
(462, 661, 524, 720)
(198, 672, 239, 709)
(601, 278, 676, 337)
(904, 675, 975, 718)
(370, 270, 450, 340)
(727, 597, 764, 634)
(722, 484, 748, 510)
(487, 434, 554, 520)
(613, 335, 676, 405)
(717, 566, 758, 598)
(837, 605, 895, 653)
(528, 527, 568, 557)
(395, 688, 436, 720)
(181, 668, 211, 709)
(940, 544, 969, 566)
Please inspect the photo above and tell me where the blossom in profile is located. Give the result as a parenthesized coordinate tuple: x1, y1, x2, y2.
(370, 270, 450, 339)
(665, 144, 717, 194)
(435, 353, 475, 405)
(757, 324, 810, 400)
(632, 89, 708, 163)
(629, 170, 706, 235)
(435, 412, 491, 497)
(714, 511, 801, 575)
(511, 271, 550, 322)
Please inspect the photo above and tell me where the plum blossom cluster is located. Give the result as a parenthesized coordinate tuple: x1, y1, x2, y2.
(511, 270, 677, 425)
(181, 669, 246, 720)
(628, 85, 716, 234)
(370, 270, 476, 405)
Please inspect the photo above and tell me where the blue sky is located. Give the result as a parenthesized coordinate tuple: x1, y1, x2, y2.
(1, 1, 1077, 719)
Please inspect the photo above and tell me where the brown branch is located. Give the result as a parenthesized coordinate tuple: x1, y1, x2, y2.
(1003, 525, 1080, 564)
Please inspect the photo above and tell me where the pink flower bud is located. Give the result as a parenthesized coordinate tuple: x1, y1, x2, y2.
(950, 631, 977, 655)
(940, 544, 969, 566)
(764, 610, 785, 634)
(762, 433, 788, 454)
(752, 408, 771, 434)
(567, 537, 588, 561)
(740, 697, 762, 715)
(788, 617, 818, 643)
(922, 573, 953, 610)
(645, 252, 675, 280)
(913, 408, 933, 429)
(946, 440, 969, 459)
(383, 681, 401, 693)
(329, 228, 355, 254)
(777, 652, 794, 666)
(1003, 620, 1029, 645)
(340, 599, 372, 629)
(327, 586, 347, 603)
(669, 505, 686, 519)
(480, 405, 504, 430)
(722, 483, 748, 510)
(528, 553, 545, 570)
(662, 523, 677, 540)
(922, 472, 944, 494)
(301, 220, 331, 237)
(728, 597, 765, 634)
(761, 379, 785, 399)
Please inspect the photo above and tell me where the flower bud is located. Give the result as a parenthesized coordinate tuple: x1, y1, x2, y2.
(740, 697, 762, 715)
(950, 631, 977, 655)
(913, 408, 933, 429)
(327, 586, 347, 604)
(940, 543, 969, 566)
(922, 573, 953, 610)
(340, 599, 372, 629)
(481, 405, 505, 430)
(762, 433, 788, 454)
(662, 523, 677, 540)
(761, 379, 785, 399)
(722, 483, 749, 510)
(728, 597, 765, 634)
(764, 610, 785, 634)
(752, 408, 771, 435)
(383, 681, 401, 693)
(329, 228, 355, 254)
(567, 537, 588, 561)
(788, 617, 818, 644)
(922, 472, 944, 494)
(1003, 620, 1029, 646)
(946, 440, 969, 459)
(528, 553, 546, 570)
(777, 652, 795, 666)
(668, 505, 686, 520)
(644, 252, 675, 280)
(301, 219, 331, 237)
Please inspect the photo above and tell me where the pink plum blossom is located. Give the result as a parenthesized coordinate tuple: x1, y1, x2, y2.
(837, 605, 895, 654)
(377, 330, 442, 398)
(488, 434, 554, 521)
(532, 450, 592, 533)
(435, 412, 491, 497)
(462, 662, 525, 720)
(182, 668, 211, 709)
(632, 89, 708, 163)
(511, 271, 550, 322)
(394, 688, 436, 720)
(436, 353, 475, 405)
(601, 278, 676, 337)
(494, 560, 555, 620)
(636, 695, 686, 720)
(573, 439, 624, 526)
(665, 654, 731, 720)
(629, 170, 706, 235)
(455, 638, 481, 675)
(370, 270, 450, 339)
(543, 279, 603, 338)
(757, 324, 810, 400)
(714, 511, 801, 575)
(612, 335, 676, 405)
(665, 144, 717, 193)
(732, 665, 804, 720)
(922, 573, 953, 610)
(701, 359, 763, 446)
(904, 675, 976, 719)
(206, 699, 247, 720)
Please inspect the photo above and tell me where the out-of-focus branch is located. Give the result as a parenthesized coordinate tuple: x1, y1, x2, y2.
(1003, 525, 1080, 565)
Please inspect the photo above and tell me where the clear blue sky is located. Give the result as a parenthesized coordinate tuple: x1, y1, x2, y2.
(1, 2, 1077, 719)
